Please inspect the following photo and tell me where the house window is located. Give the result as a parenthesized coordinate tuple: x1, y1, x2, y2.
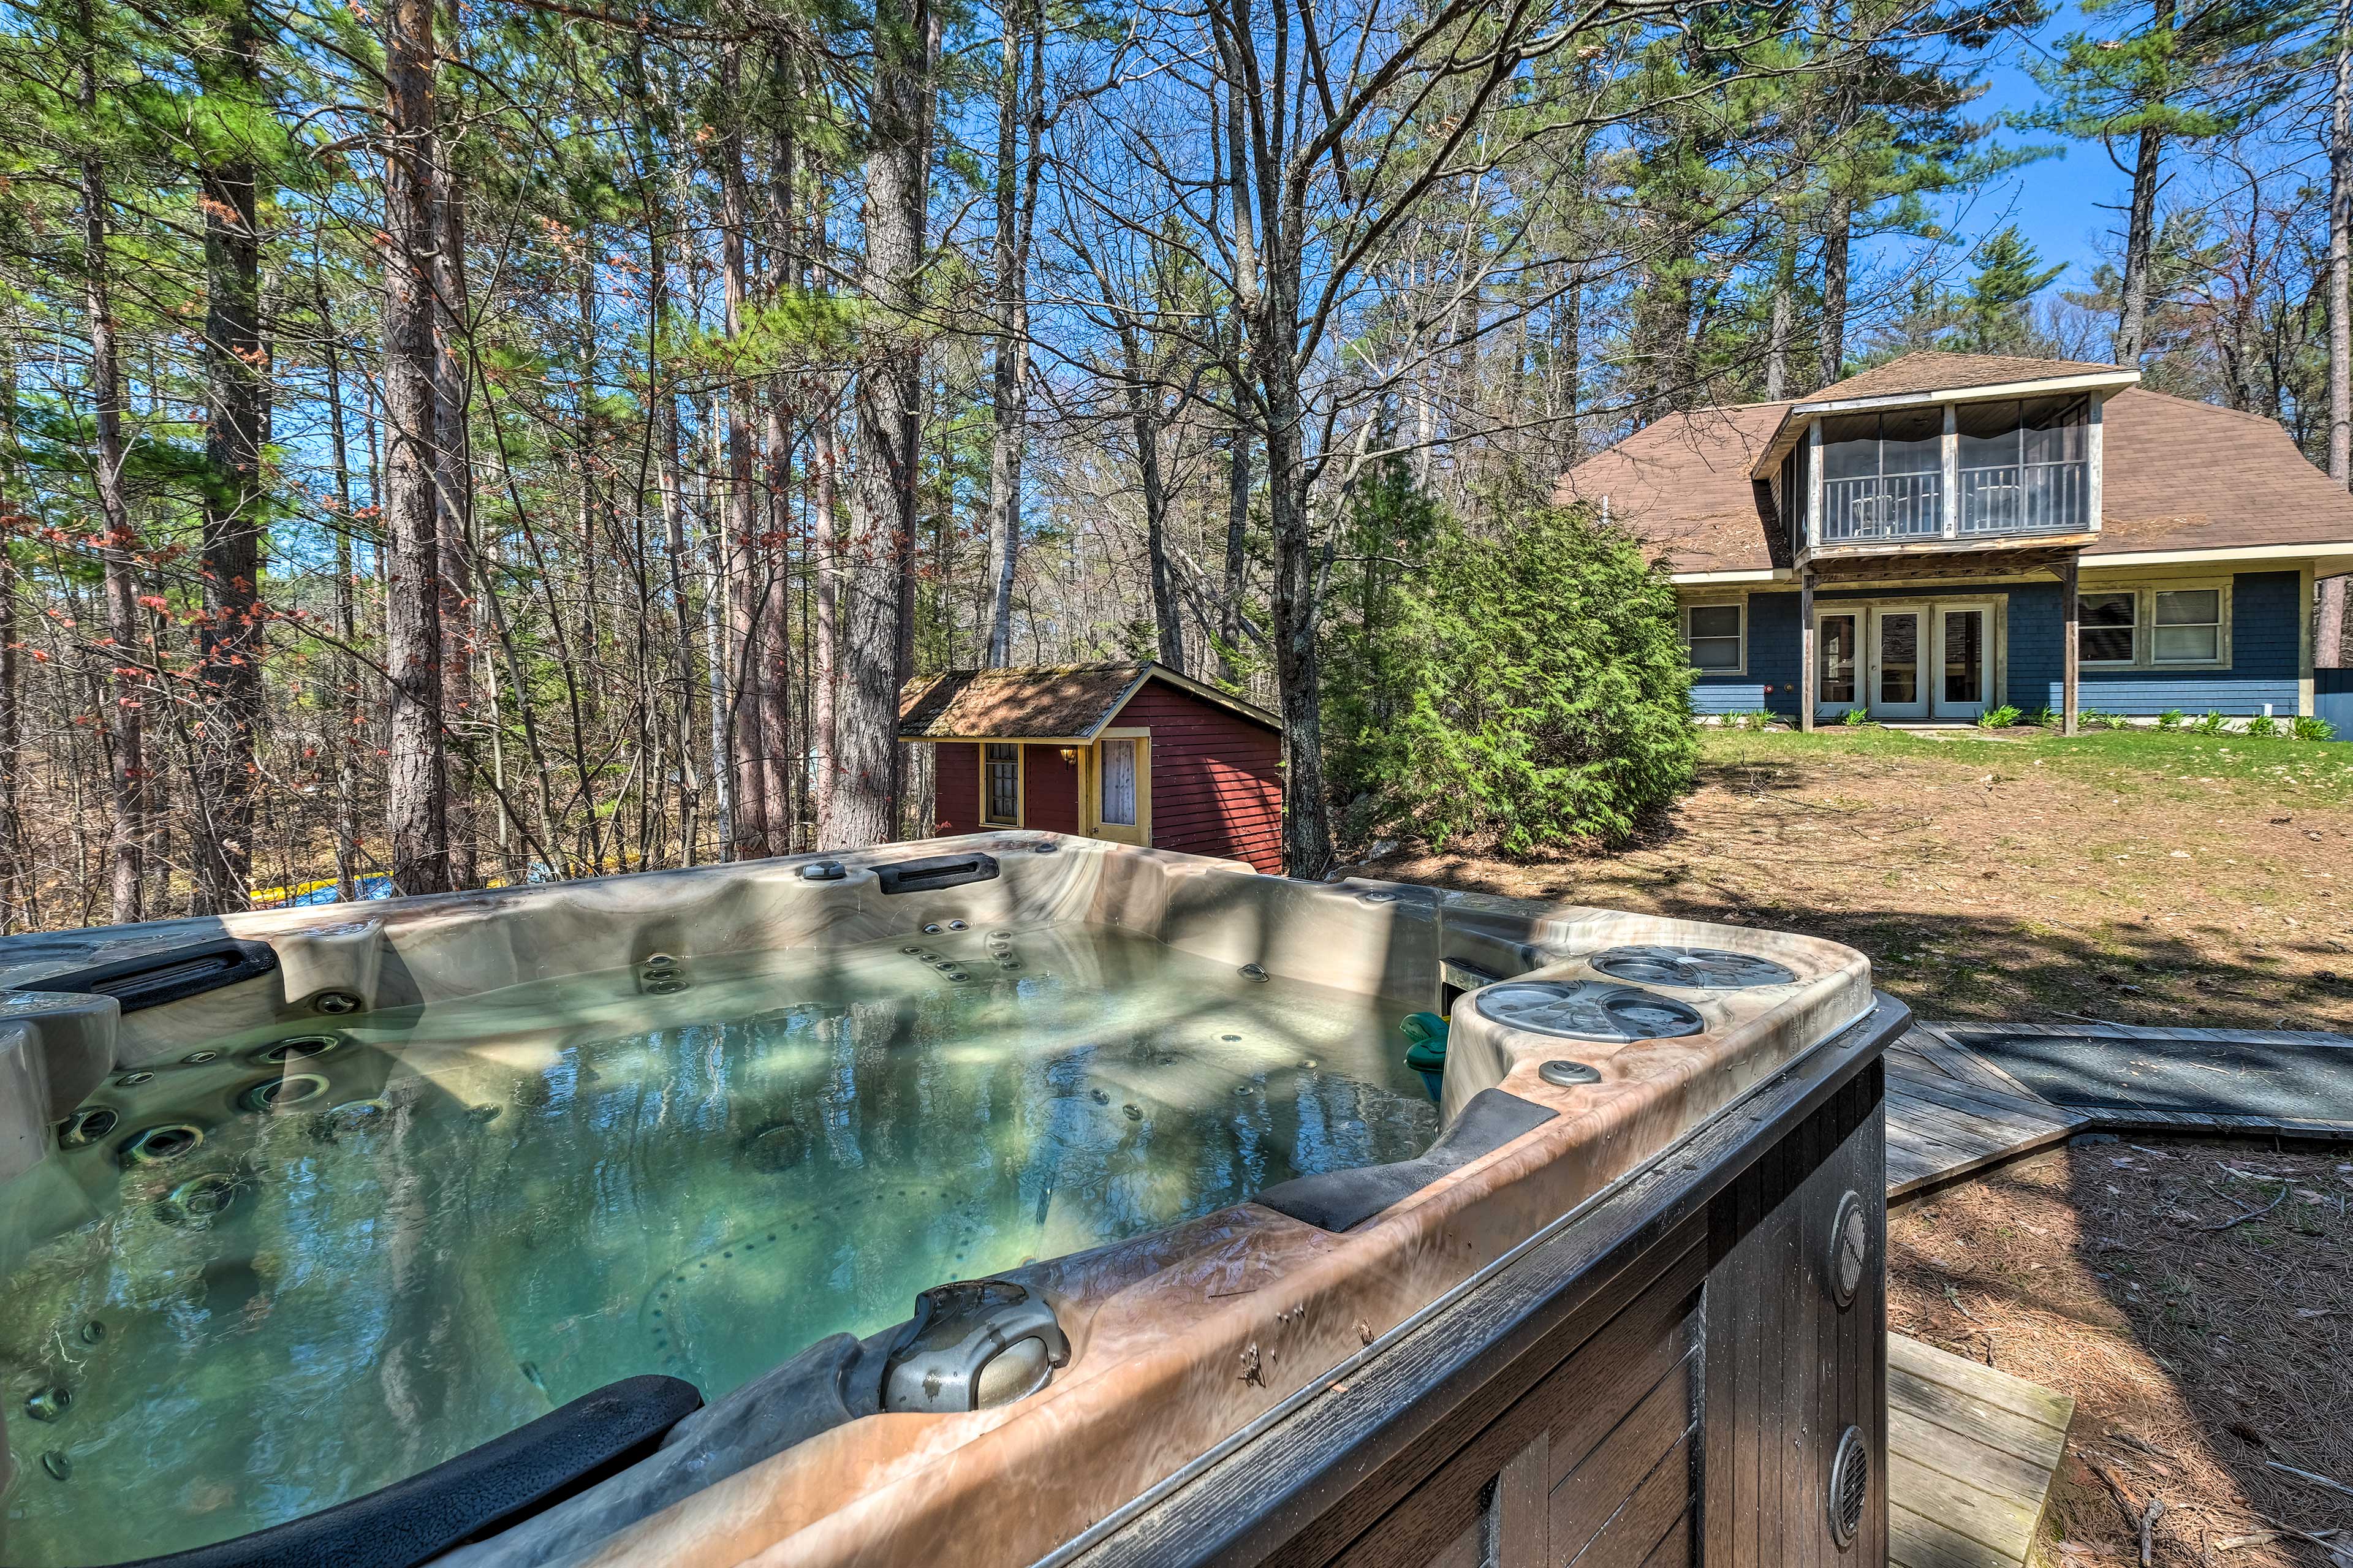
(2078, 592, 2135, 664)
(983, 743, 1020, 824)
(1099, 739, 1138, 826)
(1685, 603, 1743, 672)
(2153, 588, 2222, 664)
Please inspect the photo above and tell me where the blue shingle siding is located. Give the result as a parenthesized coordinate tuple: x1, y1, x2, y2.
(1691, 681, 1770, 715)
(1689, 591, 1803, 715)
(1686, 569, 2306, 719)
(2005, 582, 2063, 709)
(2015, 570, 2302, 716)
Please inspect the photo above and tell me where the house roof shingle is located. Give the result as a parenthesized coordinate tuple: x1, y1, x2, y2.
(896, 662, 1281, 740)
(1558, 385, 2353, 575)
(1806, 351, 2128, 403)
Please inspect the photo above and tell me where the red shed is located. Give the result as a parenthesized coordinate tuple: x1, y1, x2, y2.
(897, 662, 1286, 873)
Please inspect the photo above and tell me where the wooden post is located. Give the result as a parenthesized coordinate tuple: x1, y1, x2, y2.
(1800, 569, 1817, 733)
(1805, 423, 1824, 550)
(2059, 554, 2080, 737)
(1941, 405, 1958, 539)
(2085, 398, 2103, 536)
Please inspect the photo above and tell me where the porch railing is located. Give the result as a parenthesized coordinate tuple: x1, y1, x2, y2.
(1821, 472, 1942, 543)
(1957, 460, 2088, 537)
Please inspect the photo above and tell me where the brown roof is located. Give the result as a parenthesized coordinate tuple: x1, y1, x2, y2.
(1555, 402, 1794, 575)
(896, 662, 1281, 740)
(1808, 351, 2128, 403)
(1560, 386, 2353, 575)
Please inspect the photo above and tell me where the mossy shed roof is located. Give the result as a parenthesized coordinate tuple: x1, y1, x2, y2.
(897, 662, 1281, 741)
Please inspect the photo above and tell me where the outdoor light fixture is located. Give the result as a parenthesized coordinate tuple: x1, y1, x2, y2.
(1059, 747, 1079, 765)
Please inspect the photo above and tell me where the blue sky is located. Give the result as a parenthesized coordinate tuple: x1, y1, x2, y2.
(1957, 6, 2126, 292)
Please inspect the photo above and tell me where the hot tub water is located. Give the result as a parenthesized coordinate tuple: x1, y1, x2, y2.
(0, 923, 1434, 1565)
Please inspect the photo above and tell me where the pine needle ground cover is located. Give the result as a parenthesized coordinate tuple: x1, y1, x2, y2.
(1360, 728, 2353, 1032)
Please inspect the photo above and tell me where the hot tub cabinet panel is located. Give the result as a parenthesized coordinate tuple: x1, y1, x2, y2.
(1055, 1006, 1896, 1568)
(0, 836, 1890, 1568)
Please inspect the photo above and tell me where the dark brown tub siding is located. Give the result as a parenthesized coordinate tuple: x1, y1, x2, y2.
(1108, 683, 1284, 873)
(1302, 1072, 1885, 1568)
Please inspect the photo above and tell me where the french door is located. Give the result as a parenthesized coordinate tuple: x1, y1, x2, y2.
(1872, 610, 1928, 720)
(1816, 602, 1991, 721)
(1816, 612, 1862, 720)
(1933, 604, 1991, 720)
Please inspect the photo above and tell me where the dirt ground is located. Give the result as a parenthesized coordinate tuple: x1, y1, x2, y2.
(1890, 1140, 2353, 1567)
(1356, 728, 2353, 1033)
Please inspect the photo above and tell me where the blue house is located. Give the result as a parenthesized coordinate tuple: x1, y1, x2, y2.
(1561, 352, 2353, 730)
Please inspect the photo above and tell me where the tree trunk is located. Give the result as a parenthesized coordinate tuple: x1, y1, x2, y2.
(822, 0, 931, 850)
(2321, 0, 2351, 668)
(2114, 0, 2173, 368)
(983, 0, 1042, 668)
(1263, 351, 1330, 877)
(382, 0, 449, 894)
(1765, 224, 1795, 401)
(80, 17, 145, 924)
(1817, 191, 1851, 391)
(719, 44, 771, 858)
(1218, 422, 1249, 684)
(434, 134, 477, 888)
(192, 0, 265, 914)
(0, 353, 20, 923)
(810, 398, 843, 827)
(321, 292, 362, 900)
(757, 403, 795, 855)
(1123, 331, 1184, 672)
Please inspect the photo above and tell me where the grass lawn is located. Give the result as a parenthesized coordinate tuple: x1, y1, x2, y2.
(1362, 727, 2353, 1031)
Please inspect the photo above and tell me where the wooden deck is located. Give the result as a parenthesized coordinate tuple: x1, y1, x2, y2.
(1886, 1026, 2091, 1198)
(1885, 1021, 2353, 1199)
(1888, 1334, 2075, 1568)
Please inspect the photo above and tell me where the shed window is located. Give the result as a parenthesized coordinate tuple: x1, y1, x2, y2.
(2153, 589, 2221, 664)
(1685, 604, 1743, 672)
(983, 743, 1020, 824)
(2078, 593, 2135, 664)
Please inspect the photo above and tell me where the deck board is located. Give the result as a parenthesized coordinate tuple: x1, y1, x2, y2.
(1885, 1029, 2090, 1198)
(1885, 1022, 2353, 1200)
(1888, 1335, 2074, 1568)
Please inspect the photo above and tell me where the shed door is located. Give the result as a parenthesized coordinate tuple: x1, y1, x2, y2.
(1091, 730, 1151, 846)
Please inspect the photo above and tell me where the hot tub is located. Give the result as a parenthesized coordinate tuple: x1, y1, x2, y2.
(0, 835, 1901, 1568)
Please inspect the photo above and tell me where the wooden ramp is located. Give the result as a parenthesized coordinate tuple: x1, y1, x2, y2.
(1886, 1026, 2090, 1199)
(1887, 1020, 2353, 1200)
(1888, 1334, 2074, 1568)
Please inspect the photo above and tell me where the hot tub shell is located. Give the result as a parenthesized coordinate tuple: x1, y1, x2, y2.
(0, 835, 1897, 1568)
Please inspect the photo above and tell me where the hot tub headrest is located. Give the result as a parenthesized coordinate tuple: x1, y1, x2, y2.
(1249, 1088, 1558, 1233)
